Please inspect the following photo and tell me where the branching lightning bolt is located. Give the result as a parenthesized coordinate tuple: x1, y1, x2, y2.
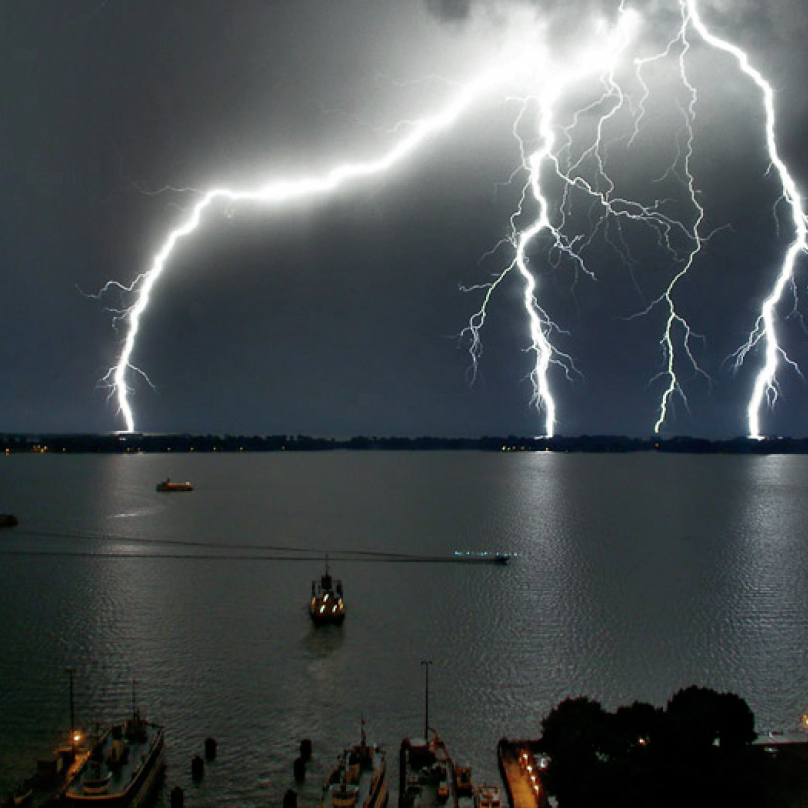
(634, 4, 711, 434)
(462, 12, 640, 438)
(101, 74, 497, 433)
(685, 0, 808, 439)
(100, 1, 808, 438)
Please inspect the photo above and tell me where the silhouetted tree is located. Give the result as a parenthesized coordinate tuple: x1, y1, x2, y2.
(537, 688, 759, 807)
(665, 685, 756, 752)
(538, 697, 610, 807)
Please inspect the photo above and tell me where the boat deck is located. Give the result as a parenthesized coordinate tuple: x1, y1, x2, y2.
(399, 733, 457, 807)
(322, 741, 387, 807)
(64, 719, 163, 803)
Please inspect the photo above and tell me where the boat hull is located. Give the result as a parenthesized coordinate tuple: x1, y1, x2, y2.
(309, 563, 345, 625)
(309, 597, 345, 625)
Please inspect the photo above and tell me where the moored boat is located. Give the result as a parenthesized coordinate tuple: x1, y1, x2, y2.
(310, 559, 345, 625)
(64, 690, 164, 806)
(321, 720, 388, 808)
(454, 765, 473, 800)
(474, 784, 504, 808)
(399, 730, 459, 807)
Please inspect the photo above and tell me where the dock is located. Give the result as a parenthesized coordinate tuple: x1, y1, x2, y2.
(3, 747, 90, 808)
(497, 739, 548, 808)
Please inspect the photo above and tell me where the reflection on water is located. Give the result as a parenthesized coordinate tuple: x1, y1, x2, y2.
(2, 452, 808, 804)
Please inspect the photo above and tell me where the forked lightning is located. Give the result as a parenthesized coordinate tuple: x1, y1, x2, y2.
(101, 1, 806, 438)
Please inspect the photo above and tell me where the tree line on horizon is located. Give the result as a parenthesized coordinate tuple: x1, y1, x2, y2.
(3, 433, 808, 454)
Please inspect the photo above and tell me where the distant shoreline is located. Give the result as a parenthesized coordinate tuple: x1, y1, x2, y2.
(3, 433, 808, 454)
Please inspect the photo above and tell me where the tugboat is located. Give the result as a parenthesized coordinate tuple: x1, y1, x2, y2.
(64, 683, 165, 805)
(310, 558, 345, 625)
(155, 478, 193, 492)
(321, 719, 387, 807)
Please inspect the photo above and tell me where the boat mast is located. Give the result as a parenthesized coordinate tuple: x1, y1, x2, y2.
(67, 667, 76, 756)
(421, 659, 432, 738)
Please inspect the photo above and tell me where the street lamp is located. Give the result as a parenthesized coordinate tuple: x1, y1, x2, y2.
(421, 659, 432, 738)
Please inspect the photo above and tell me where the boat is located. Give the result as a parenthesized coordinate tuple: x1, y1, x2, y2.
(400, 730, 466, 807)
(64, 687, 165, 806)
(452, 551, 511, 564)
(0, 514, 18, 527)
(310, 558, 345, 625)
(454, 765, 473, 798)
(400, 660, 466, 808)
(321, 720, 388, 808)
(474, 784, 504, 808)
(155, 478, 193, 492)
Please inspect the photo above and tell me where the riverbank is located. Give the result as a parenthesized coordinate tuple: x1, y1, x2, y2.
(4, 432, 808, 454)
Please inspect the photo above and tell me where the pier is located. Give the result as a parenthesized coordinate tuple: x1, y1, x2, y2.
(497, 739, 547, 808)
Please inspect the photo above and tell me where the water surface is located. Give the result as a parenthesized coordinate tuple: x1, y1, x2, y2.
(1, 451, 807, 804)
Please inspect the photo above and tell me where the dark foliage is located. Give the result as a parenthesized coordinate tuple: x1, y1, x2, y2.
(537, 687, 760, 808)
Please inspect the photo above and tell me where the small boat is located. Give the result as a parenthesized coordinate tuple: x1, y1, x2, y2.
(455, 765, 473, 797)
(64, 686, 165, 806)
(474, 784, 504, 808)
(452, 551, 511, 564)
(0, 514, 18, 527)
(310, 558, 345, 625)
(321, 720, 388, 808)
(155, 478, 193, 492)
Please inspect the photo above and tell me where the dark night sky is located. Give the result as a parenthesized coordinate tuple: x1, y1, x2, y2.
(2, 0, 808, 438)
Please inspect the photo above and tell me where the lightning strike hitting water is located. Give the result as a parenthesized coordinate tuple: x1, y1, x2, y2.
(101, 1, 806, 438)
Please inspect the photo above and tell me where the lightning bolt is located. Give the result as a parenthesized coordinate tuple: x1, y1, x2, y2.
(100, 1, 807, 439)
(463, 11, 640, 438)
(101, 73, 500, 433)
(633, 3, 711, 434)
(685, 0, 808, 439)
(465, 4, 712, 437)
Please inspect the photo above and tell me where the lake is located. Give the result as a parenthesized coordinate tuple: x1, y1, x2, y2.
(1, 451, 807, 805)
